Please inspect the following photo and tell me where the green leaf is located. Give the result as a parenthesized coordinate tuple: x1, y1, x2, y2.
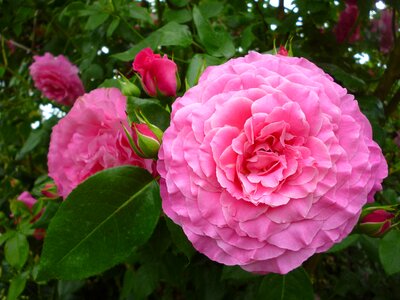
(0, 66, 5, 78)
(58, 280, 85, 300)
(186, 53, 224, 87)
(85, 12, 109, 30)
(319, 63, 366, 92)
(107, 17, 120, 37)
(221, 265, 259, 281)
(327, 234, 360, 253)
(199, 1, 224, 19)
(379, 230, 400, 275)
(16, 116, 58, 160)
(257, 267, 314, 300)
(112, 22, 192, 61)
(163, 8, 192, 24)
(7, 272, 28, 300)
(192, 6, 235, 58)
(99, 78, 123, 89)
(5, 232, 29, 270)
(127, 4, 153, 24)
(127, 97, 170, 131)
(165, 217, 195, 260)
(37, 166, 161, 280)
(0, 230, 16, 246)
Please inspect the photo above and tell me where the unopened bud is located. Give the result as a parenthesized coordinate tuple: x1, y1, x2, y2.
(359, 209, 395, 237)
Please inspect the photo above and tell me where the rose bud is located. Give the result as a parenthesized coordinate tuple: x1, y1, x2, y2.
(41, 183, 59, 199)
(17, 191, 37, 210)
(277, 46, 288, 56)
(130, 123, 161, 159)
(359, 209, 395, 237)
(132, 48, 178, 98)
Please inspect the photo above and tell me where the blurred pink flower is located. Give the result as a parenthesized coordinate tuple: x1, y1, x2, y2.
(17, 191, 37, 210)
(133, 48, 178, 97)
(371, 9, 397, 54)
(157, 52, 387, 274)
(48, 88, 155, 198)
(335, 3, 360, 43)
(29, 52, 85, 106)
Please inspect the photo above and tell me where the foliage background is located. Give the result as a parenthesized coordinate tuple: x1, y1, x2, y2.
(1, 0, 400, 299)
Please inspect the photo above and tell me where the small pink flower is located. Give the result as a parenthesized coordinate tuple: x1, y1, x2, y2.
(48, 88, 155, 198)
(17, 191, 37, 210)
(360, 209, 394, 237)
(371, 9, 397, 54)
(335, 3, 360, 43)
(157, 52, 387, 274)
(29, 52, 85, 106)
(132, 48, 178, 97)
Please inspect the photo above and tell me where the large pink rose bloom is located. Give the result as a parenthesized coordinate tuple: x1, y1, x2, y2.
(29, 53, 85, 106)
(157, 52, 387, 274)
(48, 88, 155, 198)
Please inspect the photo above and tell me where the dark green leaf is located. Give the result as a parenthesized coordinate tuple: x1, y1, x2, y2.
(107, 17, 120, 37)
(163, 8, 192, 24)
(16, 116, 59, 160)
(7, 272, 28, 300)
(5, 232, 29, 270)
(192, 6, 235, 58)
(165, 217, 195, 260)
(319, 63, 366, 92)
(127, 97, 170, 131)
(58, 280, 85, 300)
(199, 2, 224, 19)
(112, 22, 192, 61)
(85, 12, 109, 30)
(327, 234, 360, 253)
(379, 230, 400, 275)
(37, 166, 161, 280)
(257, 267, 314, 300)
(221, 266, 259, 281)
(169, 0, 189, 8)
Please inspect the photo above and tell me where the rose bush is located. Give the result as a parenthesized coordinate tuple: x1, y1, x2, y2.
(132, 48, 178, 97)
(48, 88, 155, 198)
(157, 52, 387, 274)
(29, 52, 85, 106)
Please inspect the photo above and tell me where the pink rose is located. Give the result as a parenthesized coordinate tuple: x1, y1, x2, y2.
(132, 48, 178, 97)
(371, 9, 397, 54)
(29, 52, 85, 106)
(157, 52, 387, 274)
(334, 3, 360, 43)
(48, 88, 155, 198)
(17, 191, 37, 210)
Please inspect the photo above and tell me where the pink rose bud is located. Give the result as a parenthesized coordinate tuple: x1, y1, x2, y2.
(132, 48, 178, 98)
(359, 209, 395, 237)
(41, 183, 59, 199)
(17, 191, 37, 210)
(132, 123, 161, 159)
(29, 52, 85, 106)
(278, 46, 288, 56)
